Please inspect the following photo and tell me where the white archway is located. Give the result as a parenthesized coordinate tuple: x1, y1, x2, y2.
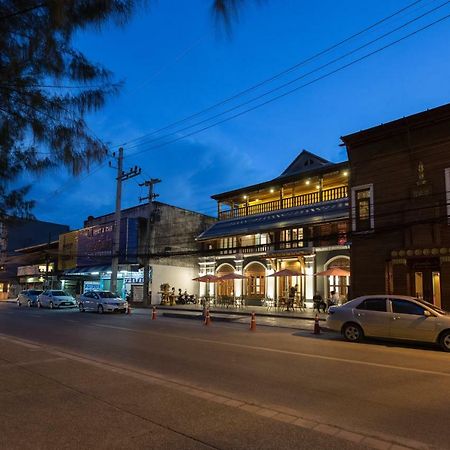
(243, 261, 267, 299)
(216, 263, 235, 297)
(324, 255, 350, 302)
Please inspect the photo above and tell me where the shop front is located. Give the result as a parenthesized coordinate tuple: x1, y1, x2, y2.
(61, 265, 145, 300)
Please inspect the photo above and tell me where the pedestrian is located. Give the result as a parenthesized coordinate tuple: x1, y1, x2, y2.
(313, 292, 324, 313)
(288, 284, 297, 312)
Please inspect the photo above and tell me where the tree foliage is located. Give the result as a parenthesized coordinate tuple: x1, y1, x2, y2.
(0, 0, 249, 221)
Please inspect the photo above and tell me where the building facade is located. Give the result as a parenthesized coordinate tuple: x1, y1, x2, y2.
(197, 150, 350, 306)
(59, 202, 215, 304)
(0, 219, 69, 299)
(342, 103, 450, 310)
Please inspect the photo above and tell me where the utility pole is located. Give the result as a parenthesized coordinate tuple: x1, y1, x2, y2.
(139, 178, 161, 305)
(110, 147, 141, 295)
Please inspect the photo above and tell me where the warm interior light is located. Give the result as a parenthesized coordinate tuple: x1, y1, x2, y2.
(255, 199, 259, 202)
(315, 185, 320, 189)
(343, 171, 348, 176)
(305, 180, 310, 185)
(270, 188, 274, 193)
(243, 195, 247, 199)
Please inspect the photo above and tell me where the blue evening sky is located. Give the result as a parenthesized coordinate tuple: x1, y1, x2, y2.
(30, 0, 450, 229)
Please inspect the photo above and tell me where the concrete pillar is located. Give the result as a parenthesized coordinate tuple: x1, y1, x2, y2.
(266, 259, 275, 300)
(304, 254, 315, 303)
(234, 258, 243, 297)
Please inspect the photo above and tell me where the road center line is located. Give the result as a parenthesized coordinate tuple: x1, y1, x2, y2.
(0, 332, 432, 450)
(93, 323, 450, 377)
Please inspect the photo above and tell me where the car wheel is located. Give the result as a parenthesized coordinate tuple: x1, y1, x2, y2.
(27, 300, 32, 308)
(37, 301, 41, 308)
(97, 304, 104, 314)
(17, 300, 21, 307)
(439, 330, 450, 352)
(342, 323, 364, 343)
(79, 302, 85, 312)
(49, 301, 54, 310)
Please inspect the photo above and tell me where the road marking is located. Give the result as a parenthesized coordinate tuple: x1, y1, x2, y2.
(92, 323, 450, 378)
(0, 333, 432, 450)
(0, 357, 65, 368)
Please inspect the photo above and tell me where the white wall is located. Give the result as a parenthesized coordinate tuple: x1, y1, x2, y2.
(150, 264, 199, 304)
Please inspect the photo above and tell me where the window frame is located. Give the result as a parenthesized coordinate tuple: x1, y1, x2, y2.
(356, 298, 387, 312)
(390, 298, 426, 316)
(445, 168, 450, 225)
(351, 183, 374, 232)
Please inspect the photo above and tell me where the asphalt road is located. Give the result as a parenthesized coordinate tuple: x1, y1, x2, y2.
(0, 303, 449, 450)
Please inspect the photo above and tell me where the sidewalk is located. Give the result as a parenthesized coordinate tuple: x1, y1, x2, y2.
(130, 305, 329, 331)
(152, 304, 328, 321)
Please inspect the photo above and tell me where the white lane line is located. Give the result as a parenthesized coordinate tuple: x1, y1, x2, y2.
(92, 323, 450, 378)
(0, 333, 432, 450)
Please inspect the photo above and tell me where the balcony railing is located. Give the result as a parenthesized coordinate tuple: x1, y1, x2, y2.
(219, 185, 348, 220)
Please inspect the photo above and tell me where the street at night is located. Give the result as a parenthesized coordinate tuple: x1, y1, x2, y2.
(1, 303, 449, 450)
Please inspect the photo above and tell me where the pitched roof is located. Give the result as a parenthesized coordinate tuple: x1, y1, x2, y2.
(278, 150, 331, 178)
(211, 150, 346, 201)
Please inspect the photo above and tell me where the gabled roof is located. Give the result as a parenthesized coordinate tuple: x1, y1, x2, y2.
(278, 150, 331, 178)
(211, 150, 347, 201)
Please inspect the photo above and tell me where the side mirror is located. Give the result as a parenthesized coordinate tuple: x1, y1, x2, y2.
(424, 310, 432, 317)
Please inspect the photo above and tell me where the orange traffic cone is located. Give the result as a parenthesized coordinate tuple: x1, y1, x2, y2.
(313, 314, 321, 334)
(204, 308, 211, 326)
(250, 312, 256, 331)
(151, 306, 157, 320)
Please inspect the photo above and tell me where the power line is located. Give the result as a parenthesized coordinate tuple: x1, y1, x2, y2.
(124, 2, 450, 153)
(124, 10, 450, 159)
(115, 0, 430, 149)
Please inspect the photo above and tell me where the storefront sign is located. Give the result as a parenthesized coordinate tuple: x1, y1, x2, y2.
(84, 281, 101, 292)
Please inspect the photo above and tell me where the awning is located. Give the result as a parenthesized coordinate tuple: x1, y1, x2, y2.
(63, 265, 111, 276)
(197, 198, 349, 241)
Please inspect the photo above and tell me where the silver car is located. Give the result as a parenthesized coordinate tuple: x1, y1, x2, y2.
(326, 295, 450, 352)
(37, 290, 77, 309)
(78, 290, 128, 314)
(17, 289, 42, 307)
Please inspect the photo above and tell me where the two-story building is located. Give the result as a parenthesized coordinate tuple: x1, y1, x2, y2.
(342, 103, 450, 310)
(59, 202, 215, 304)
(197, 150, 351, 305)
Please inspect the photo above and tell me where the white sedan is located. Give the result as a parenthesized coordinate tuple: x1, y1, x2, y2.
(37, 290, 77, 309)
(326, 295, 450, 352)
(78, 290, 128, 313)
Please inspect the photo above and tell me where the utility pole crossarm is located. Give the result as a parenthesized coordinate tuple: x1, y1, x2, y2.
(110, 148, 142, 296)
(139, 178, 161, 306)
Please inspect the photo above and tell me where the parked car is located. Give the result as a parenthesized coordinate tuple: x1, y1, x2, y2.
(17, 289, 42, 307)
(326, 295, 450, 352)
(78, 290, 128, 313)
(37, 290, 77, 309)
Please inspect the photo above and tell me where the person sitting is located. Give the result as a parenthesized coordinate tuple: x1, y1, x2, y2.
(313, 292, 325, 313)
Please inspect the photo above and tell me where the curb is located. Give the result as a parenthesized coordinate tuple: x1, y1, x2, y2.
(156, 306, 327, 322)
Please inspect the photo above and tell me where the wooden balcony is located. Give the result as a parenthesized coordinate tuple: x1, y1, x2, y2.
(218, 186, 348, 221)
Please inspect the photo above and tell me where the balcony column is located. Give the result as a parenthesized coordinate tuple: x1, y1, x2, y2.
(234, 257, 244, 297)
(217, 201, 222, 219)
(304, 254, 315, 304)
(266, 259, 275, 300)
(279, 186, 284, 209)
(319, 176, 324, 202)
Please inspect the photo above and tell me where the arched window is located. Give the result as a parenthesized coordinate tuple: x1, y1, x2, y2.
(325, 256, 350, 302)
(244, 262, 266, 299)
(216, 264, 234, 297)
